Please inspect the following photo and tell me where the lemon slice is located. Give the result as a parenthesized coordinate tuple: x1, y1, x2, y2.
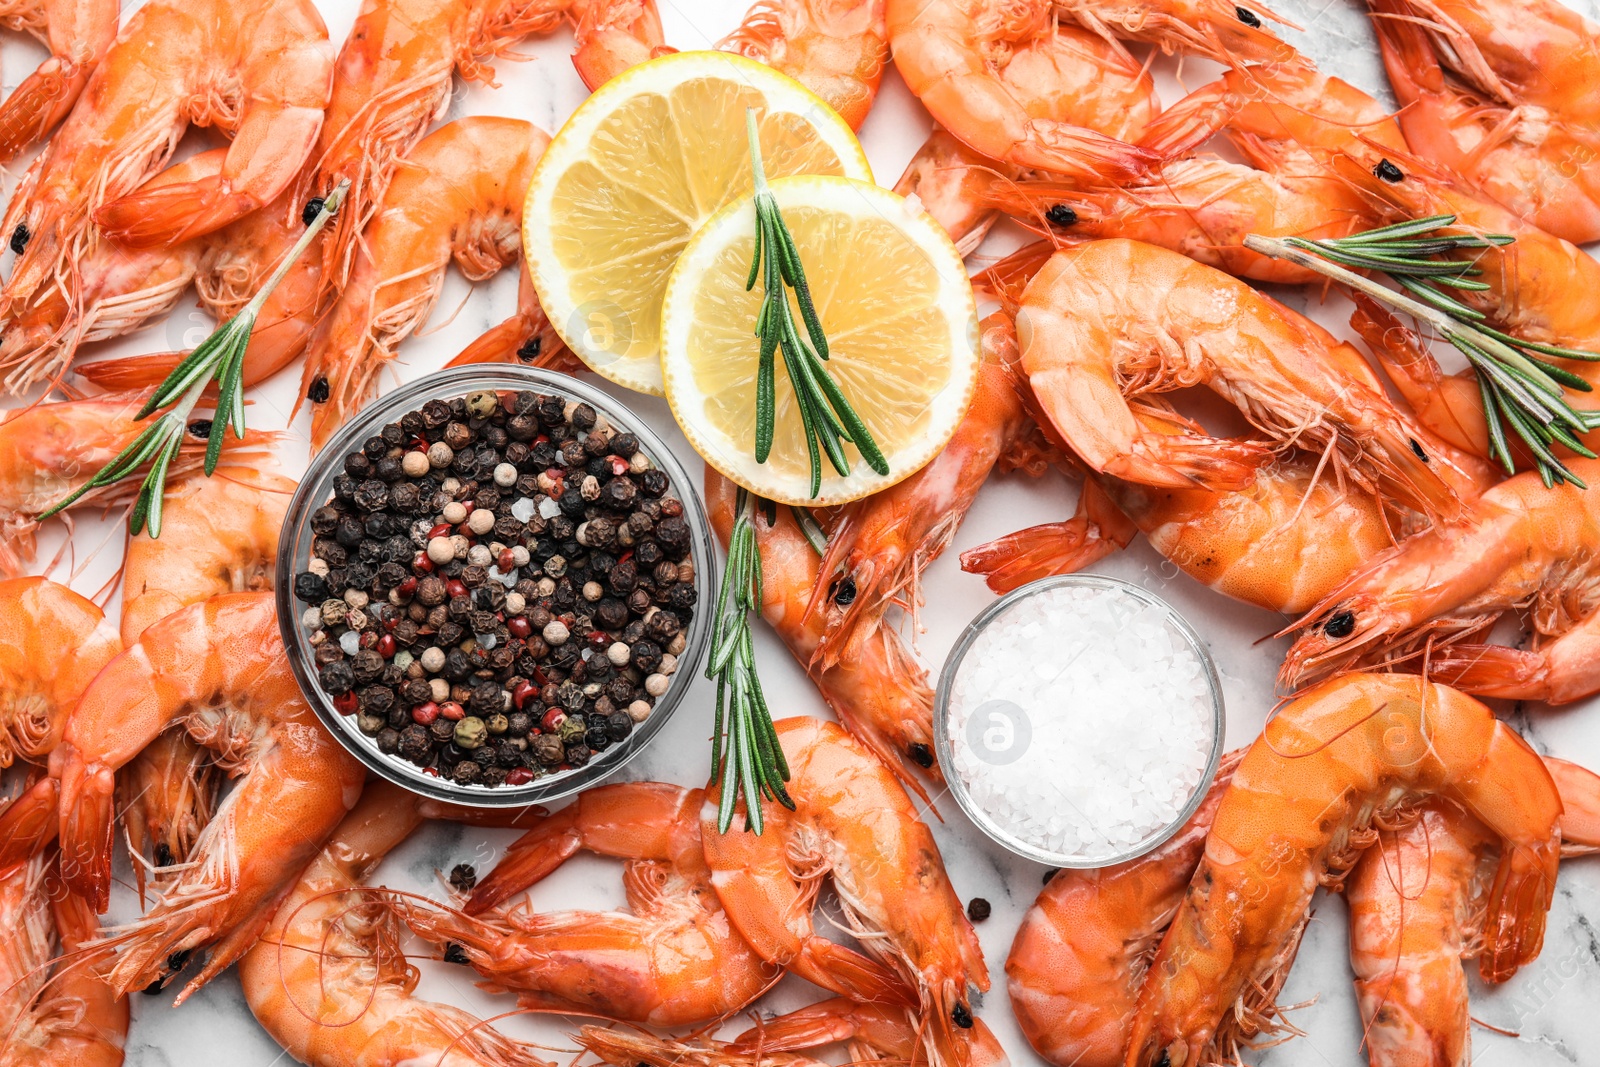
(524, 51, 872, 395)
(661, 175, 978, 506)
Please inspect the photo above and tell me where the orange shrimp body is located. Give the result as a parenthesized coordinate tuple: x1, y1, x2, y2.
(989, 156, 1382, 284)
(705, 469, 942, 799)
(1008, 752, 1244, 1067)
(0, 0, 117, 161)
(120, 461, 294, 645)
(1370, 0, 1600, 245)
(0, 849, 127, 1067)
(1016, 239, 1456, 518)
(0, 594, 364, 1001)
(885, 0, 1159, 180)
(0, 392, 221, 578)
(0, 0, 333, 332)
(398, 783, 779, 1027)
(718, 0, 886, 130)
(1281, 458, 1600, 702)
(893, 128, 1006, 256)
(1124, 673, 1563, 1066)
(301, 117, 549, 450)
(1347, 757, 1600, 1067)
(807, 311, 1030, 670)
(239, 782, 549, 1067)
(0, 578, 120, 769)
(701, 717, 988, 1067)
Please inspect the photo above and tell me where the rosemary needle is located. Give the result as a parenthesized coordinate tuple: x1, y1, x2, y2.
(1245, 215, 1600, 488)
(743, 109, 887, 499)
(42, 181, 350, 536)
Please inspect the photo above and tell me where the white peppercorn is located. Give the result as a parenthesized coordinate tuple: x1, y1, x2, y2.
(644, 673, 669, 697)
(420, 647, 446, 672)
(428, 442, 455, 470)
(442, 501, 467, 524)
(627, 699, 652, 722)
(493, 462, 517, 487)
(504, 592, 526, 616)
(668, 632, 687, 656)
(429, 677, 450, 702)
(658, 653, 677, 675)
(536, 577, 556, 596)
(580, 475, 600, 500)
(450, 534, 470, 559)
(402, 451, 430, 477)
(308, 558, 330, 577)
(510, 546, 530, 567)
(440, 476, 461, 495)
(583, 581, 603, 602)
(606, 641, 630, 667)
(344, 588, 370, 610)
(543, 620, 570, 645)
(426, 537, 454, 564)
(301, 606, 323, 629)
(467, 544, 493, 567)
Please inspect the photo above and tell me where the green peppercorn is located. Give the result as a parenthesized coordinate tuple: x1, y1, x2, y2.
(465, 390, 500, 418)
(454, 716, 488, 750)
(486, 713, 509, 735)
(558, 714, 587, 745)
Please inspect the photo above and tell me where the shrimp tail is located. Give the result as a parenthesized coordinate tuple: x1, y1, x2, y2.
(959, 481, 1138, 593)
(77, 350, 187, 390)
(95, 178, 266, 249)
(0, 774, 61, 868)
(1546, 756, 1600, 853)
(727, 997, 863, 1052)
(0, 59, 91, 163)
(1479, 835, 1558, 982)
(55, 744, 116, 909)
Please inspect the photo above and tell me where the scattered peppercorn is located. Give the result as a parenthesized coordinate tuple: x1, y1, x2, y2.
(966, 897, 991, 922)
(449, 863, 478, 892)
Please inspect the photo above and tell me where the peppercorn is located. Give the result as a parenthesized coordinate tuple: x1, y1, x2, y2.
(319, 660, 355, 694)
(966, 898, 992, 922)
(445, 863, 477, 892)
(397, 724, 432, 763)
(376, 727, 401, 754)
(565, 743, 592, 767)
(531, 735, 565, 764)
(294, 572, 328, 602)
(451, 761, 481, 785)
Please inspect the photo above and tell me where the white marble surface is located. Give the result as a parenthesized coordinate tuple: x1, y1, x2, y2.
(6, 0, 1600, 1063)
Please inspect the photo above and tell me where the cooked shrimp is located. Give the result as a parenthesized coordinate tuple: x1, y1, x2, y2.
(885, 0, 1158, 180)
(300, 117, 548, 450)
(0, 849, 127, 1067)
(116, 729, 219, 903)
(718, 0, 885, 130)
(0, 150, 222, 394)
(0, 392, 224, 578)
(239, 781, 549, 1067)
(1137, 62, 1407, 160)
(806, 311, 1029, 669)
(1124, 673, 1564, 1066)
(0, 0, 117, 161)
(1369, 0, 1600, 245)
(566, 0, 671, 90)
(579, 998, 1008, 1067)
(1054, 0, 1295, 63)
(1280, 457, 1600, 701)
(120, 460, 294, 645)
(398, 783, 779, 1026)
(0, 593, 364, 1000)
(1007, 751, 1247, 1067)
(577, 997, 1008, 1067)
(1017, 238, 1460, 518)
(988, 154, 1383, 284)
(0, 0, 332, 352)
(1378, 0, 1600, 131)
(706, 470, 942, 799)
(894, 128, 1005, 257)
(963, 419, 1400, 613)
(702, 716, 988, 1067)
(0, 578, 120, 769)
(1348, 757, 1600, 1067)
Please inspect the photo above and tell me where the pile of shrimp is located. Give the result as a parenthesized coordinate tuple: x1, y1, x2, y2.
(4, 0, 1600, 1064)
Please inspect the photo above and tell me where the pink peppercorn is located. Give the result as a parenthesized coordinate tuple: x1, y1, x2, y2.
(412, 702, 440, 725)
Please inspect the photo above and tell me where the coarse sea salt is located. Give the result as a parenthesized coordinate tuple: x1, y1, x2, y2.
(945, 582, 1216, 863)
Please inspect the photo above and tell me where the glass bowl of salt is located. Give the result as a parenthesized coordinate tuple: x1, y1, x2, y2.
(934, 574, 1225, 868)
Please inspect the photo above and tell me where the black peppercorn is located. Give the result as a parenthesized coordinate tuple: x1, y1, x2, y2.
(319, 660, 355, 695)
(966, 897, 991, 922)
(397, 724, 432, 763)
(639, 470, 668, 497)
(605, 711, 633, 742)
(610, 432, 638, 458)
(376, 727, 401, 754)
(294, 572, 328, 602)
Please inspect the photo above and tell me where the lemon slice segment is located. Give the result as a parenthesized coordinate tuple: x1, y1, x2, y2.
(524, 51, 872, 395)
(662, 175, 979, 506)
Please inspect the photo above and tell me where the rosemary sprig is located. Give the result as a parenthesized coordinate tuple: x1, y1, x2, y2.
(708, 488, 793, 834)
(743, 110, 887, 498)
(43, 182, 350, 536)
(1244, 215, 1600, 487)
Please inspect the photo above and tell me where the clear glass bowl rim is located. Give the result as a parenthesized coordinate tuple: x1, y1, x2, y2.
(932, 573, 1226, 868)
(275, 365, 716, 808)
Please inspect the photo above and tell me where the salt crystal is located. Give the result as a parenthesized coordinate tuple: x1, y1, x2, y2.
(946, 583, 1215, 862)
(538, 497, 562, 520)
(338, 630, 361, 656)
(511, 497, 537, 522)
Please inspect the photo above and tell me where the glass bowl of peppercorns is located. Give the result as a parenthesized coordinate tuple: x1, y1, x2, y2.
(276, 365, 714, 806)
